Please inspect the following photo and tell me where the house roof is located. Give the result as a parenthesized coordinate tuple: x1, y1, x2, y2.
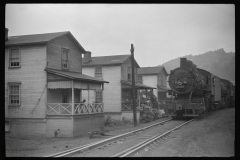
(121, 80, 156, 89)
(5, 31, 85, 52)
(45, 68, 109, 83)
(137, 66, 168, 75)
(83, 54, 140, 68)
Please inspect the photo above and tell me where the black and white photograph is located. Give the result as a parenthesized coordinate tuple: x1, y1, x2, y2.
(5, 4, 235, 157)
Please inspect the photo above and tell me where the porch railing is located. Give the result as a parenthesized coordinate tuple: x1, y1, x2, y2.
(122, 102, 141, 111)
(46, 103, 104, 115)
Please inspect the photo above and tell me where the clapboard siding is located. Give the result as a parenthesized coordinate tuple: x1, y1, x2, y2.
(46, 118, 73, 137)
(82, 66, 122, 112)
(81, 67, 97, 103)
(121, 57, 138, 81)
(47, 35, 83, 72)
(73, 114, 104, 137)
(5, 45, 47, 119)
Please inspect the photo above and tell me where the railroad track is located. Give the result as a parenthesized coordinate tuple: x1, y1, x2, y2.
(112, 118, 194, 157)
(46, 118, 172, 157)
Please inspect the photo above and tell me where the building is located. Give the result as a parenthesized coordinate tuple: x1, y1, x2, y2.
(82, 53, 155, 122)
(5, 28, 109, 138)
(137, 66, 169, 102)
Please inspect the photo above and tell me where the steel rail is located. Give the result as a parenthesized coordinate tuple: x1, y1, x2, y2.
(112, 118, 194, 157)
(46, 118, 172, 157)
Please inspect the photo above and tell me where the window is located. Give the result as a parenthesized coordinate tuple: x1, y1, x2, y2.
(95, 90, 102, 103)
(95, 67, 102, 79)
(62, 90, 68, 103)
(161, 75, 164, 86)
(62, 48, 69, 70)
(127, 66, 131, 80)
(8, 83, 21, 106)
(138, 75, 142, 84)
(9, 48, 20, 67)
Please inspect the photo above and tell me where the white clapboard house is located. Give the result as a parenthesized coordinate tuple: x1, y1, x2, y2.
(5, 28, 109, 138)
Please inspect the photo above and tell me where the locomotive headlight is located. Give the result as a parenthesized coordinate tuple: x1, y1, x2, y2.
(183, 78, 188, 84)
(176, 79, 183, 85)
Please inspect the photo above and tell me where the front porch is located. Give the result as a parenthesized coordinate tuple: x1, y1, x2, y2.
(45, 68, 108, 137)
(46, 81, 104, 116)
(121, 80, 157, 111)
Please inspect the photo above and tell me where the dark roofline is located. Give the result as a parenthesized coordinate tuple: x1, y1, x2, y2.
(82, 54, 140, 67)
(122, 56, 140, 68)
(45, 68, 109, 83)
(137, 66, 168, 75)
(5, 31, 86, 52)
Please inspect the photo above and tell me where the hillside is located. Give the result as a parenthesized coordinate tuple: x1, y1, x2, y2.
(159, 48, 235, 82)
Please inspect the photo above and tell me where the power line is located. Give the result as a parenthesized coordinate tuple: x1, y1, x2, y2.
(33, 4, 129, 50)
(49, 4, 130, 47)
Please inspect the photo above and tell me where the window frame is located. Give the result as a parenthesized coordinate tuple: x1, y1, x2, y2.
(138, 75, 142, 84)
(95, 90, 103, 103)
(9, 47, 21, 68)
(95, 66, 103, 79)
(8, 82, 21, 107)
(61, 48, 69, 70)
(127, 65, 132, 81)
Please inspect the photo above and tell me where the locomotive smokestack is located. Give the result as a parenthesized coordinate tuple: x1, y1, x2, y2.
(180, 58, 187, 68)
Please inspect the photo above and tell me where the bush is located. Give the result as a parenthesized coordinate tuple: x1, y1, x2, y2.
(122, 116, 132, 124)
(104, 115, 112, 126)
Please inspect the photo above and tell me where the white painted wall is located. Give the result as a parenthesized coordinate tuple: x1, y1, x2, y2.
(5, 45, 47, 118)
(82, 65, 122, 112)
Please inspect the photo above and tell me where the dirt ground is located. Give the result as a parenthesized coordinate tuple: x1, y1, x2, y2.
(5, 108, 235, 157)
(134, 107, 235, 157)
(4, 117, 170, 157)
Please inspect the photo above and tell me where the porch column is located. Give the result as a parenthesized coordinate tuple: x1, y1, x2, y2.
(87, 83, 90, 103)
(138, 90, 140, 108)
(72, 80, 74, 115)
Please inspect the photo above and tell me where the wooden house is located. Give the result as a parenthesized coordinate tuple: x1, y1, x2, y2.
(5, 28, 108, 138)
(82, 53, 155, 122)
(137, 66, 169, 102)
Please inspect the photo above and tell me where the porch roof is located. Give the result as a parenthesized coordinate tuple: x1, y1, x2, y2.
(157, 85, 170, 91)
(121, 80, 156, 89)
(45, 68, 109, 83)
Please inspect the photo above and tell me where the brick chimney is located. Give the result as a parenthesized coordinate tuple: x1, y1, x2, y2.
(5, 28, 9, 41)
(84, 51, 92, 63)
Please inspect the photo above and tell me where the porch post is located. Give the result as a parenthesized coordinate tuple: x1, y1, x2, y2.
(72, 80, 74, 115)
(138, 89, 140, 108)
(87, 83, 90, 103)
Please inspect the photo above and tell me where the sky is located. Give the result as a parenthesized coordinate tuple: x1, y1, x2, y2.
(5, 4, 235, 67)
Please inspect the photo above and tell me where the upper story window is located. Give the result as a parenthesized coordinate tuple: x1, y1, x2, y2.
(95, 90, 102, 103)
(62, 48, 69, 70)
(161, 74, 164, 86)
(8, 82, 21, 106)
(95, 67, 102, 79)
(9, 48, 20, 68)
(127, 66, 132, 80)
(138, 75, 142, 84)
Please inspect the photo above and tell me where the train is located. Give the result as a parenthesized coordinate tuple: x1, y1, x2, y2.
(160, 58, 235, 118)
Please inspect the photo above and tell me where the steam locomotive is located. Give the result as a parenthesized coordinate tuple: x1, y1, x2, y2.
(161, 58, 234, 118)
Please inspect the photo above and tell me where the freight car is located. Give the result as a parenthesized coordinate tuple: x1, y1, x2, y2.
(220, 78, 235, 108)
(160, 58, 228, 118)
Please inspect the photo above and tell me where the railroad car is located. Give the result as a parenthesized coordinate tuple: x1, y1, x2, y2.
(220, 78, 235, 108)
(161, 58, 228, 118)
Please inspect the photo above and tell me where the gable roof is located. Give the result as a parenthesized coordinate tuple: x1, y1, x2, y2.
(121, 80, 156, 89)
(5, 31, 85, 52)
(137, 66, 168, 75)
(82, 54, 140, 67)
(45, 68, 109, 83)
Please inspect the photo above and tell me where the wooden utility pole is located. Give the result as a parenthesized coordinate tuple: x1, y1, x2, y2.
(130, 44, 137, 127)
